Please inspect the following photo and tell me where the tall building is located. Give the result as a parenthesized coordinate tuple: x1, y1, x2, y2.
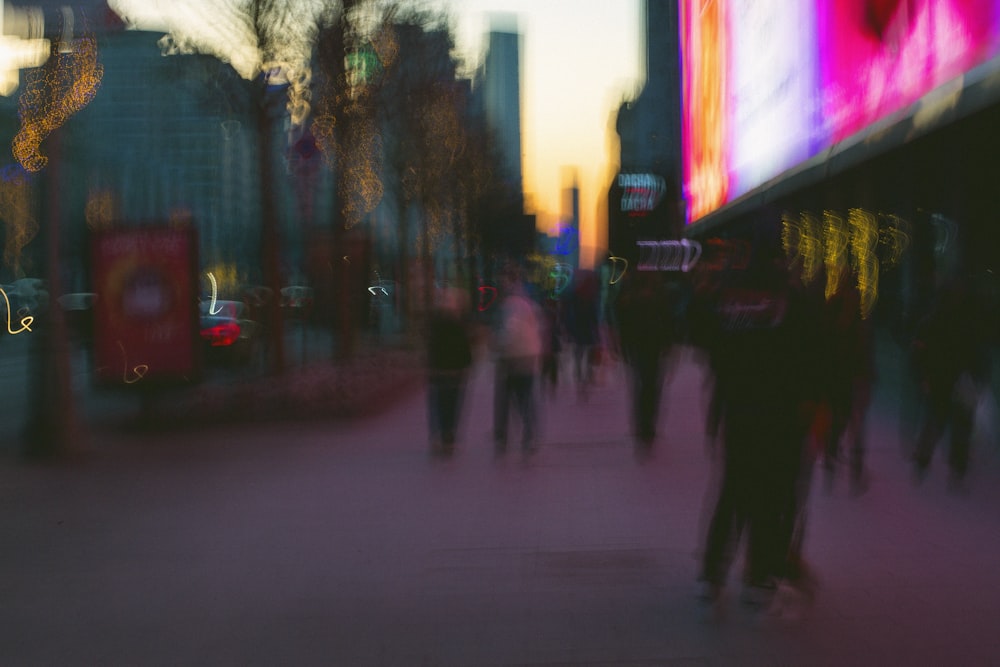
(471, 17, 534, 260)
(608, 0, 683, 262)
(481, 24, 523, 209)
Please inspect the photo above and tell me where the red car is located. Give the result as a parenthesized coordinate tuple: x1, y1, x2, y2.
(199, 300, 260, 366)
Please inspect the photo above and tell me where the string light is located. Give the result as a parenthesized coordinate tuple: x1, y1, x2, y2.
(12, 12, 103, 173)
(848, 208, 880, 319)
(823, 209, 849, 301)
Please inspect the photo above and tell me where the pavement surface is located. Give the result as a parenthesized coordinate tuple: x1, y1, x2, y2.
(2, 338, 1000, 666)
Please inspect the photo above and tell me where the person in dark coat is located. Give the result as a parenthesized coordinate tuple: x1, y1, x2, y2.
(819, 268, 876, 494)
(426, 288, 474, 457)
(698, 248, 822, 610)
(614, 271, 676, 452)
(565, 270, 601, 400)
(910, 271, 991, 488)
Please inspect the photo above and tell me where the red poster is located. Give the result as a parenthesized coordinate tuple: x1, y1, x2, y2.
(91, 226, 200, 386)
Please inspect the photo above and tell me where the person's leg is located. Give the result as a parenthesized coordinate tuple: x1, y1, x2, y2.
(701, 435, 751, 596)
(635, 358, 662, 445)
(914, 382, 950, 479)
(439, 375, 461, 449)
(428, 377, 442, 449)
(949, 392, 976, 482)
(512, 372, 537, 448)
(493, 362, 510, 451)
(848, 383, 872, 492)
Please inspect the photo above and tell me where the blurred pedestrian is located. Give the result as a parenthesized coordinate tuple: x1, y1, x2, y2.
(540, 296, 563, 399)
(698, 247, 821, 612)
(910, 271, 991, 489)
(819, 268, 876, 494)
(614, 271, 676, 453)
(493, 269, 544, 455)
(566, 269, 601, 401)
(426, 286, 473, 457)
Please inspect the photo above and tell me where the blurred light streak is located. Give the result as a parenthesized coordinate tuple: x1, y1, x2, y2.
(550, 262, 573, 297)
(116, 341, 148, 384)
(681, 0, 728, 221)
(206, 272, 222, 314)
(823, 209, 849, 301)
(477, 284, 497, 312)
(0, 286, 33, 333)
(608, 256, 628, 284)
(0, 35, 49, 96)
(879, 213, 910, 267)
(848, 207, 879, 319)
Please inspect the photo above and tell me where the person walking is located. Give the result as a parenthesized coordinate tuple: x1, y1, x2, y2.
(566, 270, 601, 401)
(492, 270, 544, 455)
(819, 268, 876, 494)
(539, 296, 563, 400)
(426, 287, 474, 457)
(910, 271, 991, 489)
(614, 271, 676, 453)
(697, 247, 822, 611)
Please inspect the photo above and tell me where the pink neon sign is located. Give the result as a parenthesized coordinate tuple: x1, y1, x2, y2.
(681, 0, 1000, 224)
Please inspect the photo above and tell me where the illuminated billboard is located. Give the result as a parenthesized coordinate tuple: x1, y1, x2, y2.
(681, 0, 1000, 224)
(92, 226, 200, 386)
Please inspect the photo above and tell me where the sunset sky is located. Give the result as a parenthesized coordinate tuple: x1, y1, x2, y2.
(104, 0, 644, 265)
(445, 0, 642, 264)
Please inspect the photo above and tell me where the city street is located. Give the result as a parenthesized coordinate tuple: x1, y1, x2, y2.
(2, 340, 1000, 666)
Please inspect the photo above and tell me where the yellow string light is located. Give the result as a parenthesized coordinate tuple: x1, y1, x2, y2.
(848, 208, 880, 319)
(823, 209, 849, 301)
(12, 14, 103, 173)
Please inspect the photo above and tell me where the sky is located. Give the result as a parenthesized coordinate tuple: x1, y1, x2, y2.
(441, 0, 643, 263)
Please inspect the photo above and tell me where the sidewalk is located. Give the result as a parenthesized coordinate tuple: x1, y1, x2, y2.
(2, 343, 1000, 666)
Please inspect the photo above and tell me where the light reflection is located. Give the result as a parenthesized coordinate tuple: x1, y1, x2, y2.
(0, 287, 33, 334)
(608, 256, 628, 285)
(477, 284, 497, 312)
(782, 206, 912, 319)
(848, 207, 879, 319)
(116, 340, 148, 384)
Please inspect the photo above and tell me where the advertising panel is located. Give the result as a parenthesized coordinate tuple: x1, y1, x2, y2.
(91, 226, 200, 386)
(681, 0, 1000, 224)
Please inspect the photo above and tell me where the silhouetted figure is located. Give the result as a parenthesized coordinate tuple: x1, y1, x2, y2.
(426, 287, 473, 457)
(566, 270, 601, 400)
(698, 250, 821, 611)
(539, 296, 563, 399)
(493, 272, 544, 455)
(820, 269, 876, 494)
(910, 272, 991, 489)
(615, 272, 676, 452)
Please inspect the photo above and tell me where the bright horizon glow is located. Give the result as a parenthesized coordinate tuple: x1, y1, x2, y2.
(445, 0, 642, 267)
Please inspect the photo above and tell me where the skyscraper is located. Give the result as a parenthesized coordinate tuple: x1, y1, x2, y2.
(608, 0, 683, 261)
(481, 23, 523, 210)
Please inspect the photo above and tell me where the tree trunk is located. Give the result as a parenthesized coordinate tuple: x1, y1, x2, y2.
(258, 85, 284, 375)
(24, 128, 80, 460)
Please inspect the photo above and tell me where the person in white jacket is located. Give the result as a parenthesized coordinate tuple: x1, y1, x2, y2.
(492, 272, 544, 455)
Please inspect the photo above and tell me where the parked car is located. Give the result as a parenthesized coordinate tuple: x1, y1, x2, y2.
(199, 299, 260, 366)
